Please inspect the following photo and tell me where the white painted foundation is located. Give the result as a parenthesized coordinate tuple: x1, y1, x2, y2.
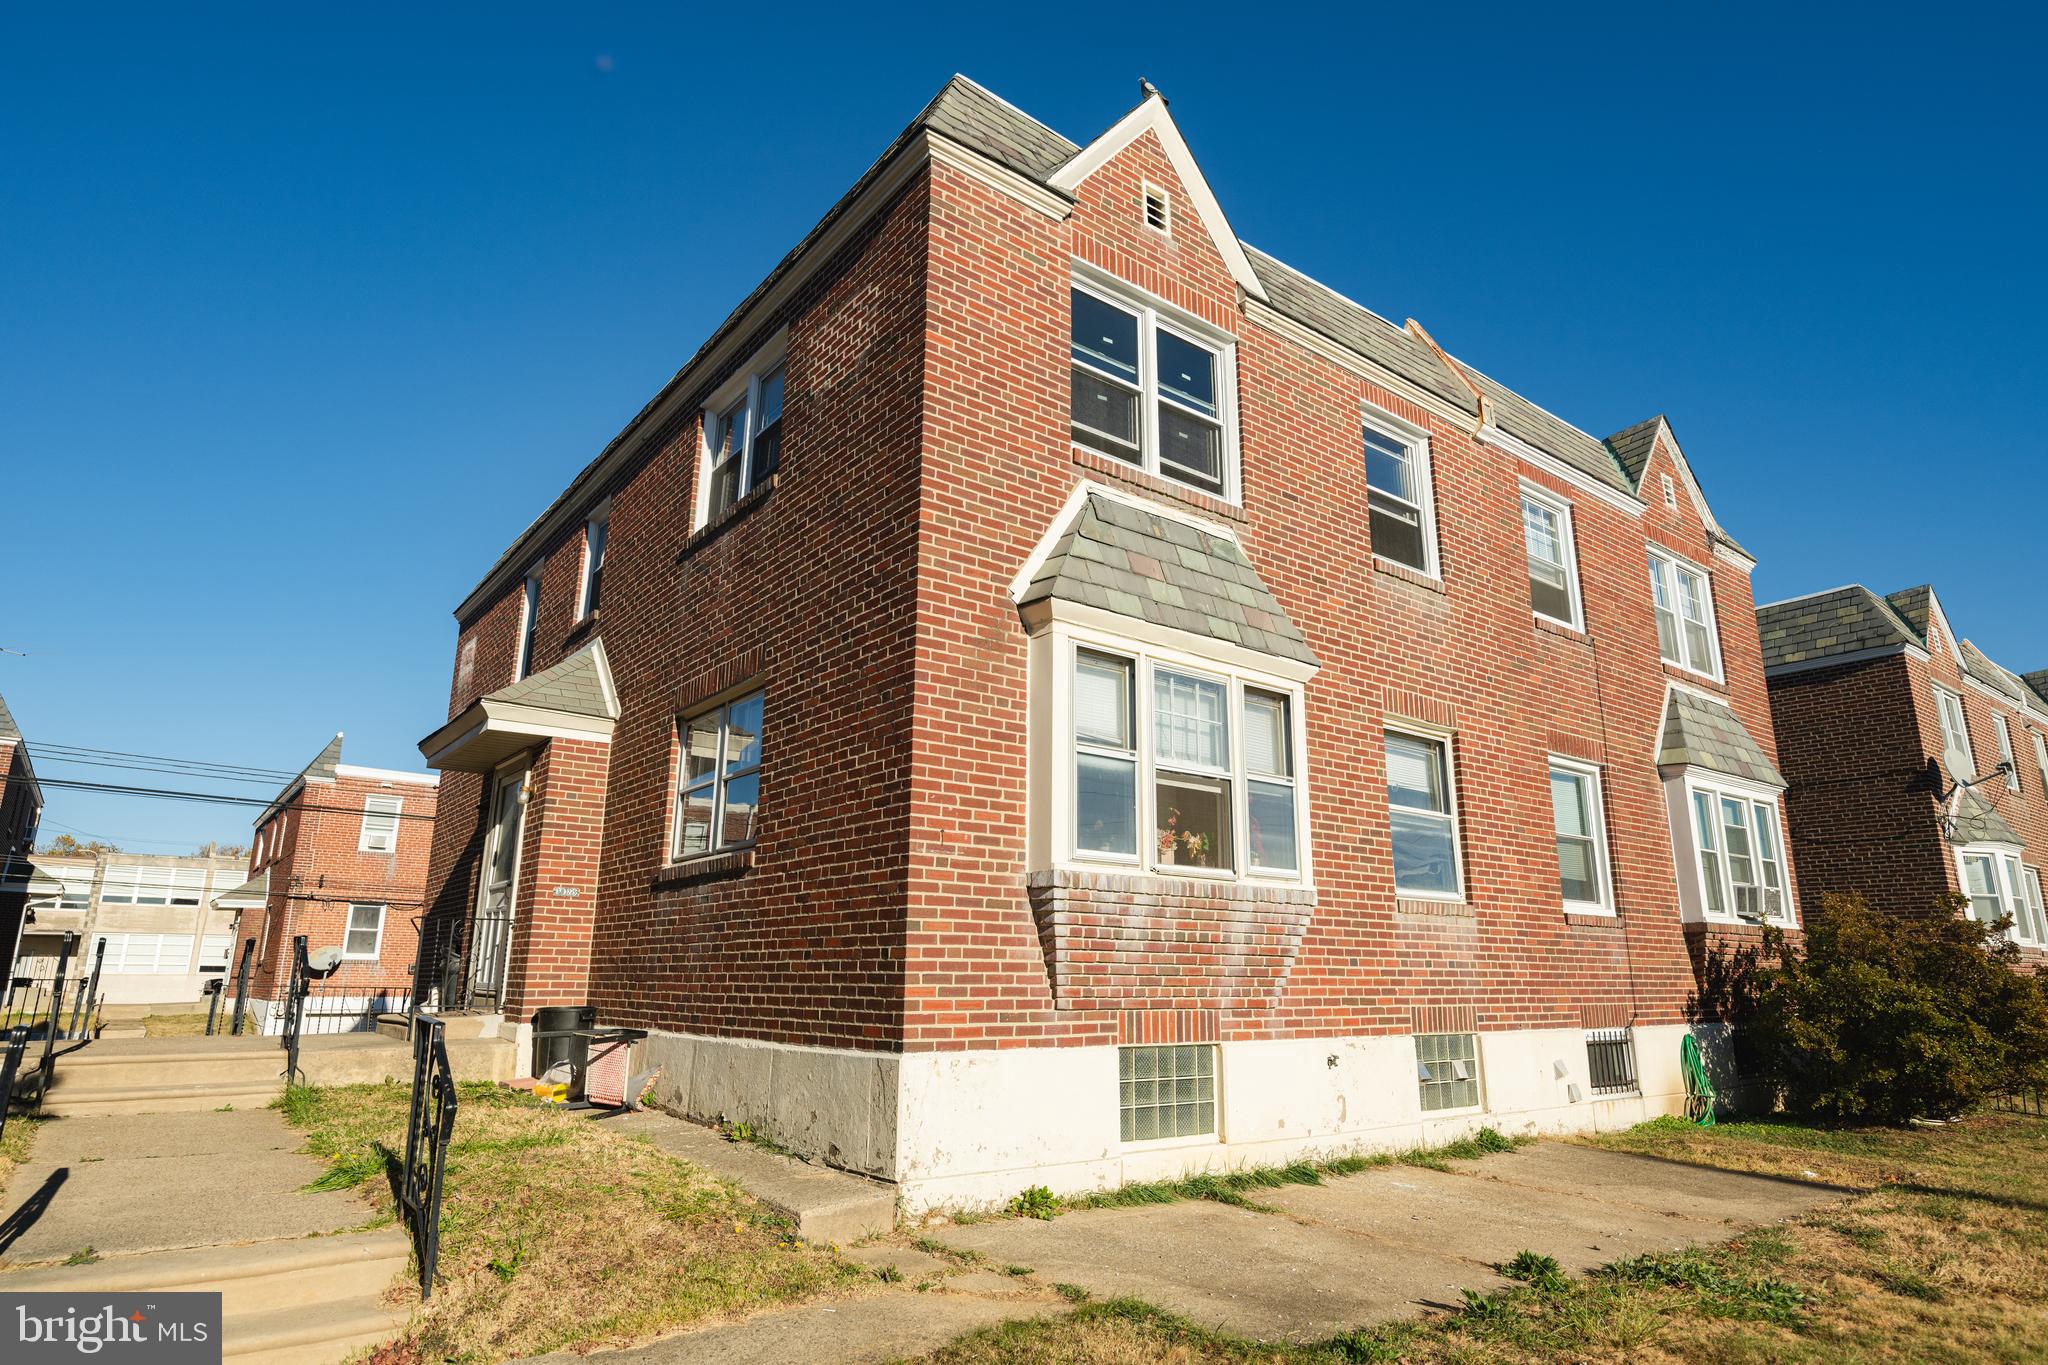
(638, 1023, 1730, 1215)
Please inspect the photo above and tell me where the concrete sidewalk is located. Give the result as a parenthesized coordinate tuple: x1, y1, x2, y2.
(922, 1141, 1846, 1342)
(0, 1109, 370, 1264)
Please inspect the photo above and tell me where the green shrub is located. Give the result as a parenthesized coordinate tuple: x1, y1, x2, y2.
(1743, 892, 2048, 1122)
(1007, 1184, 1060, 1220)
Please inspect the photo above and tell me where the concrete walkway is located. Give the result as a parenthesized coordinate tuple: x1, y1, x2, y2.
(920, 1141, 1846, 1342)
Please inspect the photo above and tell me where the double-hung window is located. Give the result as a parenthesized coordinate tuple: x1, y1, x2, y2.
(1688, 783, 1790, 923)
(1964, 852, 2048, 947)
(1548, 758, 1612, 912)
(2033, 730, 2048, 794)
(2019, 866, 2048, 947)
(1363, 411, 1436, 575)
(700, 356, 786, 524)
(673, 690, 765, 859)
(358, 795, 402, 853)
(515, 566, 541, 681)
(1069, 280, 1233, 497)
(1386, 731, 1460, 898)
(343, 903, 385, 960)
(1992, 712, 2019, 791)
(1066, 647, 1303, 879)
(1934, 687, 1973, 780)
(578, 507, 609, 619)
(1648, 549, 1720, 677)
(1522, 487, 1581, 628)
(1960, 852, 2008, 928)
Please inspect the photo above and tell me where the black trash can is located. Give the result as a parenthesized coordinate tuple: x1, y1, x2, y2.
(532, 1004, 597, 1097)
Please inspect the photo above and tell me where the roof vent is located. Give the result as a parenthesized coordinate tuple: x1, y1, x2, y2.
(1142, 182, 1171, 235)
(1661, 473, 1677, 510)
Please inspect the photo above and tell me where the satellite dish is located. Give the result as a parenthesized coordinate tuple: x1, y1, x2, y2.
(307, 946, 345, 977)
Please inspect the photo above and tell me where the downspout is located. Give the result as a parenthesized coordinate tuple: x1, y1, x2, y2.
(1405, 318, 1492, 438)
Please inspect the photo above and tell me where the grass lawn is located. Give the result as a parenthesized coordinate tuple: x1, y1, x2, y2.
(0, 1113, 40, 1191)
(914, 1108, 2048, 1364)
(275, 1082, 863, 1364)
(140, 1013, 216, 1038)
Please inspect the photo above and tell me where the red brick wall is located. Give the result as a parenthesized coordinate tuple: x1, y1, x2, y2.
(1769, 629, 2048, 965)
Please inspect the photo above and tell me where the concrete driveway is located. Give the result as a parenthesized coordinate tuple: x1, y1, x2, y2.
(926, 1141, 1846, 1341)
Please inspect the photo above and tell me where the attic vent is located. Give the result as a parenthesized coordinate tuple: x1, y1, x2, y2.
(1142, 183, 1171, 234)
(1661, 473, 1677, 510)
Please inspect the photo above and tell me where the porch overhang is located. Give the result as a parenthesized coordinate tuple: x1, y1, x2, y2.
(212, 870, 270, 910)
(420, 700, 617, 773)
(420, 638, 620, 774)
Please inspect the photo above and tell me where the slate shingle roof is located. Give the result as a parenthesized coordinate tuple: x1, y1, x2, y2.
(213, 870, 269, 906)
(1950, 789, 2022, 847)
(0, 691, 20, 741)
(922, 76, 1080, 180)
(1605, 415, 1664, 486)
(1461, 369, 1636, 495)
(1020, 493, 1317, 667)
(2026, 672, 2048, 708)
(258, 733, 344, 826)
(1757, 585, 1923, 671)
(1884, 585, 1934, 641)
(488, 640, 618, 719)
(1657, 689, 1786, 788)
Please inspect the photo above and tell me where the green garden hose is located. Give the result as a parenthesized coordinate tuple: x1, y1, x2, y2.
(1681, 1034, 1716, 1127)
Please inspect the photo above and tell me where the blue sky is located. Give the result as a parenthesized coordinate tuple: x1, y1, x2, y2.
(3, 4, 2043, 850)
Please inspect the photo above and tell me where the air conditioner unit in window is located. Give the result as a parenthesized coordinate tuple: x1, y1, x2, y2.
(1734, 885, 1766, 922)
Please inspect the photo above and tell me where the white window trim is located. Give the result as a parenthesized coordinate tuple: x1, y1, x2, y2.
(1648, 546, 1723, 682)
(575, 501, 611, 621)
(694, 333, 789, 529)
(358, 795, 403, 853)
(1070, 264, 1242, 503)
(1033, 619, 1311, 889)
(1363, 401, 1441, 581)
(1667, 771, 1796, 927)
(1385, 721, 1464, 903)
(669, 689, 766, 862)
(1955, 844, 2037, 945)
(2021, 865, 2048, 949)
(1934, 684, 1973, 780)
(1991, 712, 2020, 792)
(514, 562, 543, 683)
(1520, 481, 1585, 631)
(2033, 729, 2048, 795)
(342, 902, 386, 961)
(1548, 755, 1616, 915)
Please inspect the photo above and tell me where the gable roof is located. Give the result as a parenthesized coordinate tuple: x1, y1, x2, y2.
(1758, 585, 1925, 671)
(1949, 788, 2022, 847)
(1019, 491, 1317, 668)
(457, 74, 1745, 622)
(1884, 585, 1934, 641)
(257, 733, 343, 827)
(490, 639, 619, 720)
(1605, 415, 1664, 486)
(0, 691, 18, 742)
(1657, 688, 1786, 788)
(2025, 672, 2048, 708)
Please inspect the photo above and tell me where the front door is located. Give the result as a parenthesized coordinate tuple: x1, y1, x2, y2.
(469, 765, 527, 1009)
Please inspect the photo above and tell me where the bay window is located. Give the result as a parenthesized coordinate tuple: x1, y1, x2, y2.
(2021, 867, 2048, 947)
(1680, 779, 1792, 924)
(1649, 549, 1720, 678)
(1060, 641, 1305, 881)
(1069, 278, 1235, 497)
(1386, 730, 1460, 898)
(1960, 850, 2048, 948)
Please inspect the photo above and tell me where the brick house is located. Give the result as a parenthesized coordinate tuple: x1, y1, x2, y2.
(225, 733, 441, 1032)
(0, 690, 48, 973)
(1760, 583, 2048, 965)
(418, 78, 1795, 1209)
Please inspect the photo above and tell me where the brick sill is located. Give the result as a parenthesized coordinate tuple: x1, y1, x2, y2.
(1533, 615, 1589, 644)
(1564, 911, 1621, 928)
(1028, 866, 1315, 907)
(1661, 660, 1726, 692)
(563, 608, 600, 647)
(651, 848, 755, 889)
(1373, 558, 1445, 594)
(1071, 447, 1247, 524)
(676, 474, 778, 563)
(1395, 896, 1472, 920)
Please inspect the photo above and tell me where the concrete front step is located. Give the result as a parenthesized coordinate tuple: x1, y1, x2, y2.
(54, 1050, 290, 1090)
(3, 1229, 413, 1365)
(42, 1080, 285, 1117)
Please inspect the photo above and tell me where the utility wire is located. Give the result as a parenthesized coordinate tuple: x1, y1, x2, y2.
(31, 741, 300, 780)
(34, 776, 441, 821)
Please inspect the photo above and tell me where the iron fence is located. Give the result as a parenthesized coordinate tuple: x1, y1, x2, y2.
(278, 935, 415, 1081)
(399, 1014, 459, 1299)
(1, 933, 102, 1039)
(0, 1027, 27, 1141)
(409, 910, 511, 1015)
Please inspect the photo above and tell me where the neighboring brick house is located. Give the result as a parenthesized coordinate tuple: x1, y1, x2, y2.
(0, 691, 47, 973)
(417, 77, 1796, 1209)
(225, 733, 441, 1032)
(1760, 583, 2048, 966)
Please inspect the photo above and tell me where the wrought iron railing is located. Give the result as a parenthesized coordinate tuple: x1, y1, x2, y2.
(0, 1027, 28, 1141)
(399, 1014, 459, 1298)
(409, 910, 511, 1015)
(0, 934, 105, 1114)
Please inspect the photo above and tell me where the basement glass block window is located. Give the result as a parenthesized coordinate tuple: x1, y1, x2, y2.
(1415, 1032, 1480, 1111)
(1119, 1044, 1216, 1142)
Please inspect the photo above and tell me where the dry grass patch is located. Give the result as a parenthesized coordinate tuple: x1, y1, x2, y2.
(915, 1110, 2048, 1364)
(139, 1013, 216, 1038)
(0, 1113, 41, 1191)
(276, 1082, 862, 1363)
